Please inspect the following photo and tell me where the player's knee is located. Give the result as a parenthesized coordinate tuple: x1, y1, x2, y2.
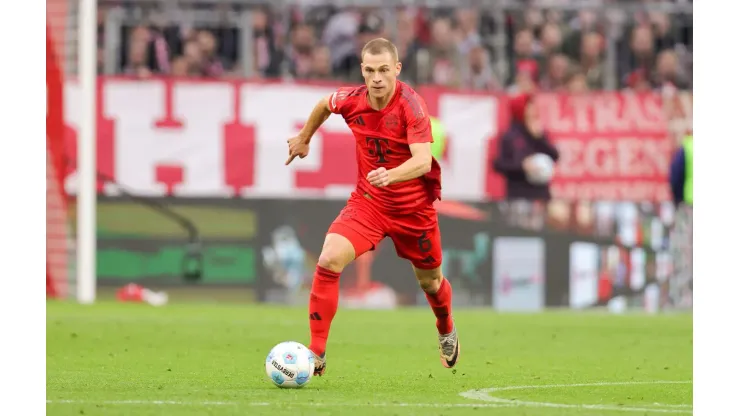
(414, 267, 443, 293)
(317, 250, 352, 273)
(418, 276, 442, 293)
(317, 236, 355, 273)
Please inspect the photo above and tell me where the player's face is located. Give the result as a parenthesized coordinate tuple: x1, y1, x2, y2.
(361, 52, 402, 98)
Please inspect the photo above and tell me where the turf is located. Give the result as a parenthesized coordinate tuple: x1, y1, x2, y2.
(46, 301, 692, 415)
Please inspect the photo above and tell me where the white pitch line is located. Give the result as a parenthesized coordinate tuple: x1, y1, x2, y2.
(47, 380, 693, 412)
(459, 380, 693, 414)
(47, 400, 513, 408)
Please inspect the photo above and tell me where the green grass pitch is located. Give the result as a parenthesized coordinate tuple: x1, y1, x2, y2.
(47, 301, 692, 415)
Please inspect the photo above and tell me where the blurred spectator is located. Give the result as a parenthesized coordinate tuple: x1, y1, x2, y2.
(102, 2, 692, 91)
(455, 8, 483, 56)
(522, 7, 545, 34)
(196, 30, 226, 77)
(538, 23, 563, 67)
(540, 53, 570, 91)
(122, 25, 170, 76)
(462, 45, 500, 91)
(253, 7, 283, 78)
(322, 8, 361, 70)
(286, 23, 317, 79)
(334, 13, 384, 82)
(396, 11, 420, 84)
(170, 56, 189, 77)
(305, 46, 333, 80)
(493, 94, 560, 200)
(509, 29, 537, 84)
(654, 50, 690, 90)
(619, 25, 655, 87)
(624, 68, 653, 92)
(563, 10, 599, 59)
(566, 67, 590, 94)
(669, 133, 693, 207)
(417, 17, 464, 88)
(182, 40, 204, 76)
(508, 59, 539, 94)
(124, 37, 153, 78)
(650, 12, 678, 52)
(544, 9, 565, 27)
(580, 32, 606, 90)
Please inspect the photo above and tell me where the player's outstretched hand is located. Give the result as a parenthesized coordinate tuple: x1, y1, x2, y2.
(367, 167, 391, 187)
(286, 136, 310, 165)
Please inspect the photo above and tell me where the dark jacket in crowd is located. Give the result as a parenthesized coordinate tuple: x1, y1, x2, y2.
(669, 147, 686, 206)
(493, 94, 560, 200)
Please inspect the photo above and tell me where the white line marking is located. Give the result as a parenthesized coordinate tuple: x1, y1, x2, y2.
(459, 380, 693, 414)
(46, 399, 513, 408)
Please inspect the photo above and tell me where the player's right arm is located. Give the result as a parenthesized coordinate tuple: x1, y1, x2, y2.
(286, 95, 332, 165)
(286, 88, 353, 165)
(299, 95, 333, 143)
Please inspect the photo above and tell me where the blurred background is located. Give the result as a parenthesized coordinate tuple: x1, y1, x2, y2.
(46, 0, 693, 313)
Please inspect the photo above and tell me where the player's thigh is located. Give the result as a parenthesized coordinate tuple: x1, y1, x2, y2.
(390, 213, 443, 272)
(323, 201, 385, 271)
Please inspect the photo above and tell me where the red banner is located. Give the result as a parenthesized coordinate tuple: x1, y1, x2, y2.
(537, 93, 674, 201)
(61, 78, 688, 202)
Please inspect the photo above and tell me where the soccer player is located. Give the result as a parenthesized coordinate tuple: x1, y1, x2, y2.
(285, 38, 460, 376)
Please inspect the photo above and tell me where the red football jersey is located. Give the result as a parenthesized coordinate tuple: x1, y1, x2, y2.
(328, 81, 442, 213)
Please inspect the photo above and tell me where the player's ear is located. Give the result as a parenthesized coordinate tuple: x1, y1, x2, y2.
(395, 61, 402, 76)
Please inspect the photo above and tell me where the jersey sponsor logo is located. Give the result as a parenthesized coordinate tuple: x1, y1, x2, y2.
(366, 136, 392, 164)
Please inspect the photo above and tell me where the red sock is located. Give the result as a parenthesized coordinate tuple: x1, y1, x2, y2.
(308, 265, 341, 356)
(425, 277, 454, 334)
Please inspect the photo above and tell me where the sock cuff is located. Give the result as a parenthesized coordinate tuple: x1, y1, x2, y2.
(437, 277, 450, 294)
(425, 277, 451, 299)
(316, 265, 341, 280)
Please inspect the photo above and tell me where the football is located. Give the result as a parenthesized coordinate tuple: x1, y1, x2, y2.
(526, 153, 555, 185)
(265, 341, 314, 388)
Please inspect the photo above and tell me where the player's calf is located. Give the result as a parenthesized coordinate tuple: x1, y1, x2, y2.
(413, 266, 460, 368)
(414, 266, 453, 333)
(307, 233, 356, 363)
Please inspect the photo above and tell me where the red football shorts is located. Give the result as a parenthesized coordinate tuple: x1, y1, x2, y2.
(327, 193, 442, 269)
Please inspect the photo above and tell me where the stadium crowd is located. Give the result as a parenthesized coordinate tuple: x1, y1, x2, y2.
(99, 0, 692, 93)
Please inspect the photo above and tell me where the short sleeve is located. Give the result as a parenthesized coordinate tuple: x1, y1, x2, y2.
(402, 90, 433, 144)
(328, 87, 355, 115)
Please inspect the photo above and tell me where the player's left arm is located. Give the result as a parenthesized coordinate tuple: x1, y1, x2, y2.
(386, 142, 432, 184)
(367, 142, 432, 187)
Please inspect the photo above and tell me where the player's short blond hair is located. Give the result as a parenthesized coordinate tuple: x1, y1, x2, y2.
(361, 38, 399, 62)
